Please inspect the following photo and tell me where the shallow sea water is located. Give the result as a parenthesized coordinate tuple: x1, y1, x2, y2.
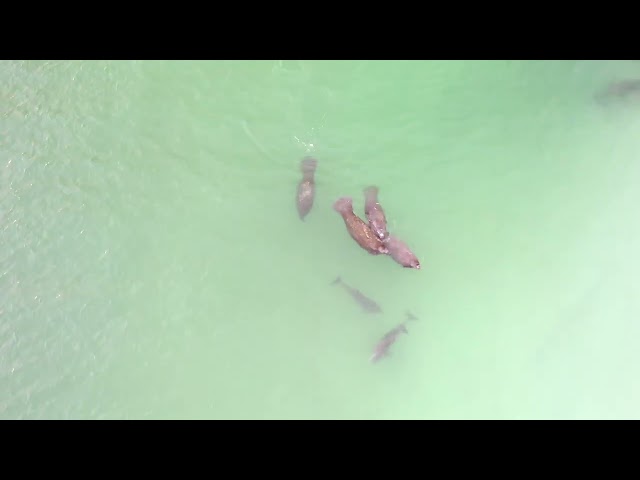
(2, 60, 640, 419)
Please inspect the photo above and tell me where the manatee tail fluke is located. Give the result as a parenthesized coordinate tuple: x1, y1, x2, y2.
(333, 197, 353, 214)
(331, 276, 342, 286)
(301, 157, 318, 180)
(301, 156, 318, 174)
(363, 185, 379, 201)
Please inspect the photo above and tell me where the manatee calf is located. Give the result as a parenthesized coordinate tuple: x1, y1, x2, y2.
(296, 157, 318, 220)
(363, 186, 389, 242)
(333, 197, 388, 255)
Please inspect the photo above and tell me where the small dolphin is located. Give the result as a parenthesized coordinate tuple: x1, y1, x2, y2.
(331, 276, 382, 313)
(370, 312, 418, 363)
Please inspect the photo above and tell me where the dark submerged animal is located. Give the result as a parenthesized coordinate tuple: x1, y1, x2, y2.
(363, 186, 389, 242)
(296, 157, 318, 220)
(594, 79, 640, 104)
(331, 276, 382, 313)
(385, 235, 420, 269)
(333, 197, 388, 255)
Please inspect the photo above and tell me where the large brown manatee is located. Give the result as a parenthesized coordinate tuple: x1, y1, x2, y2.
(296, 157, 318, 220)
(333, 197, 388, 255)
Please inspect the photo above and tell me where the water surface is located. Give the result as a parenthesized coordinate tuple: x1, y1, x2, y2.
(2, 60, 640, 419)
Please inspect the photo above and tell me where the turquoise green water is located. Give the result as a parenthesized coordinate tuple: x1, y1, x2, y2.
(2, 60, 640, 419)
